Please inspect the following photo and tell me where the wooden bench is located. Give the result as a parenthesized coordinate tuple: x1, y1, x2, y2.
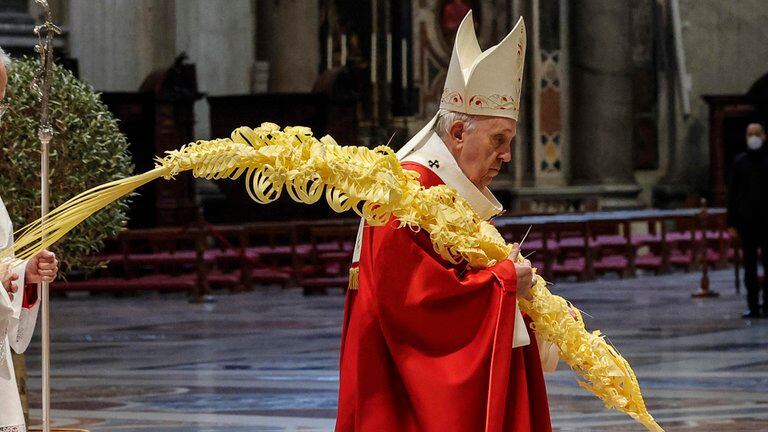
(299, 223, 359, 295)
(54, 227, 210, 300)
(54, 207, 737, 294)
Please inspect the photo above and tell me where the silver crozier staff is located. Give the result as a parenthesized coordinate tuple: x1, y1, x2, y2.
(32, 1, 60, 431)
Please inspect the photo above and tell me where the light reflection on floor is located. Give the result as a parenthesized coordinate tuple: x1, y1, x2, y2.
(21, 269, 768, 431)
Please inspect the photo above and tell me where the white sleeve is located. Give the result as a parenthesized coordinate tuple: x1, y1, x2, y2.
(512, 301, 531, 348)
(0, 277, 12, 323)
(537, 336, 560, 373)
(0, 196, 40, 353)
(8, 260, 38, 354)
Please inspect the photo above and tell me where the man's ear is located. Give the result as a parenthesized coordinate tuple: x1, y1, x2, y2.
(449, 121, 465, 143)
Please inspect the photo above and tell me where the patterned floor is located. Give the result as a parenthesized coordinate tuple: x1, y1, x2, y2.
(20, 269, 768, 431)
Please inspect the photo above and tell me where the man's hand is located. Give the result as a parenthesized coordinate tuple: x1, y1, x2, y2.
(508, 243, 533, 300)
(26, 250, 59, 284)
(2, 272, 19, 301)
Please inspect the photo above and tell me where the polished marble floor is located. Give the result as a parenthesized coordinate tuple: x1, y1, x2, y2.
(20, 269, 768, 431)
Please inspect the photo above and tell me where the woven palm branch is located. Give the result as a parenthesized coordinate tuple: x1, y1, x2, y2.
(1, 123, 662, 431)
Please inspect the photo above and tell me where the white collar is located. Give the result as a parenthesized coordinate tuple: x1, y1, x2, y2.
(402, 132, 503, 221)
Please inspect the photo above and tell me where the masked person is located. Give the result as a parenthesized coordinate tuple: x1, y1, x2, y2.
(728, 122, 768, 318)
(336, 12, 558, 432)
(0, 47, 60, 432)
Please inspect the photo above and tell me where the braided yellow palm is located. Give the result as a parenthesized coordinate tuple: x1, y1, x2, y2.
(2, 123, 662, 431)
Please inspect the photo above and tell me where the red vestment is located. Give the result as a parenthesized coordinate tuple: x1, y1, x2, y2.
(336, 162, 551, 432)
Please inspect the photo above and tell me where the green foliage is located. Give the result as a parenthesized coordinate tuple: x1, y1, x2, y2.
(0, 57, 133, 274)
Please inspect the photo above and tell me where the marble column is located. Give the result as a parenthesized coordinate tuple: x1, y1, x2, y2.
(174, 0, 256, 207)
(175, 0, 255, 139)
(532, 0, 569, 186)
(570, 0, 637, 187)
(68, 0, 176, 91)
(261, 0, 320, 93)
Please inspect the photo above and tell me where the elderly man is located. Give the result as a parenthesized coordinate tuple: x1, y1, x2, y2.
(336, 12, 555, 432)
(728, 122, 768, 318)
(0, 47, 60, 431)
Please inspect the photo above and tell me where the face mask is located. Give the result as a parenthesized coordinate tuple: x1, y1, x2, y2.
(747, 135, 764, 151)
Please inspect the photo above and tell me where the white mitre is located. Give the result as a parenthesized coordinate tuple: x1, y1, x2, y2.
(396, 11, 526, 160)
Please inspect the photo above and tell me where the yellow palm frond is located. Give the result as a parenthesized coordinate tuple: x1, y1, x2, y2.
(1, 123, 662, 431)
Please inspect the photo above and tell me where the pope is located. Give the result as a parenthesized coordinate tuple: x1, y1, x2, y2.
(336, 12, 557, 432)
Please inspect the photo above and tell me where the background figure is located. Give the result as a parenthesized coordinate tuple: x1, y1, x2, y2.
(727, 123, 768, 318)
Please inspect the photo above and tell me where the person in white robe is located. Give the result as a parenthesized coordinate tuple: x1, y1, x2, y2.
(0, 46, 59, 432)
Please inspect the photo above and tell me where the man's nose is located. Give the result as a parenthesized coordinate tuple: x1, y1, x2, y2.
(499, 146, 512, 163)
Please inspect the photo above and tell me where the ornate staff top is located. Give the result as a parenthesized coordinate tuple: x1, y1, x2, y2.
(33, 0, 60, 143)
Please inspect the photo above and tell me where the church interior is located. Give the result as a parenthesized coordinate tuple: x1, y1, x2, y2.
(0, 0, 767, 431)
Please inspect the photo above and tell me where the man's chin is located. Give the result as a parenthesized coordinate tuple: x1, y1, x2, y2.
(484, 172, 500, 187)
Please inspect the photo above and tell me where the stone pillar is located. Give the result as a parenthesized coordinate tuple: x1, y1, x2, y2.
(174, 0, 256, 208)
(532, 0, 569, 186)
(175, 0, 255, 139)
(570, 0, 636, 186)
(652, 0, 686, 206)
(68, 0, 176, 91)
(261, 0, 320, 93)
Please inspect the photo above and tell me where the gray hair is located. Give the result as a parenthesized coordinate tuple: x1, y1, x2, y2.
(432, 109, 476, 142)
(0, 46, 11, 66)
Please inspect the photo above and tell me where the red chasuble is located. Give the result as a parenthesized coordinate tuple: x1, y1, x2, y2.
(336, 162, 551, 432)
